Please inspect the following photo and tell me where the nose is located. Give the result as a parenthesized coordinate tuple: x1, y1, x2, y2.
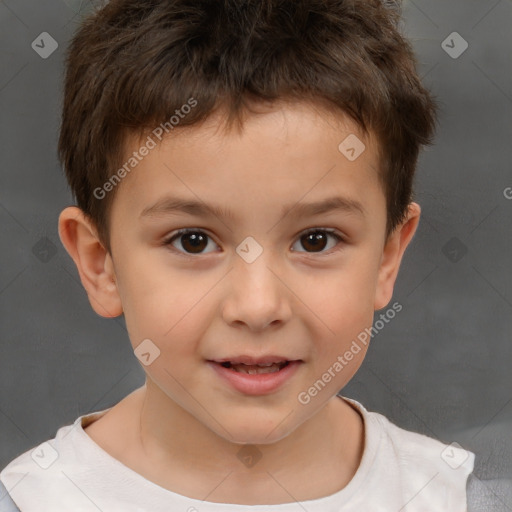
(221, 248, 292, 332)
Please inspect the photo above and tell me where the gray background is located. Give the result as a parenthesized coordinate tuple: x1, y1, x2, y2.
(1, 0, 511, 505)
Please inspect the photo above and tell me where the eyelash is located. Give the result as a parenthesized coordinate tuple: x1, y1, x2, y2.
(162, 227, 345, 257)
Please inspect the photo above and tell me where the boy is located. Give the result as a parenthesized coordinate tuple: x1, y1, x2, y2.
(0, 0, 477, 510)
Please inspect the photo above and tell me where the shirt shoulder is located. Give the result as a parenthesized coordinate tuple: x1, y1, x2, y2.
(0, 479, 21, 511)
(0, 408, 112, 510)
(344, 397, 475, 511)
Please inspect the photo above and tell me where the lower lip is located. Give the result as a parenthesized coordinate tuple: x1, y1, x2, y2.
(207, 361, 302, 395)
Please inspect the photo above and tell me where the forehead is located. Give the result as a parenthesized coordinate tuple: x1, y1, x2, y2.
(114, 102, 383, 225)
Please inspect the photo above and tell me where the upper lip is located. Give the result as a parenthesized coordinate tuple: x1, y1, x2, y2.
(209, 355, 300, 365)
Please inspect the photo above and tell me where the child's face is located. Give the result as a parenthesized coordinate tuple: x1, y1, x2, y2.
(61, 101, 419, 444)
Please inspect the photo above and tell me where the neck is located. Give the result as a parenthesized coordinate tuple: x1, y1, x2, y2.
(132, 380, 364, 503)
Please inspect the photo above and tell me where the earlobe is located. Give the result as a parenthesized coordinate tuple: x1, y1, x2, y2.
(58, 206, 123, 318)
(374, 202, 421, 311)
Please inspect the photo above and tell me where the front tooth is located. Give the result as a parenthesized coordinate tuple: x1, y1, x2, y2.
(236, 362, 274, 367)
(247, 366, 279, 374)
(232, 362, 276, 367)
(232, 364, 281, 374)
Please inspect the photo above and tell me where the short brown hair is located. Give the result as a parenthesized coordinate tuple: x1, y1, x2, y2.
(58, 0, 437, 253)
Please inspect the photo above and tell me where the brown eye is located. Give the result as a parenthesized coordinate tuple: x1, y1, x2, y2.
(292, 229, 344, 254)
(164, 229, 218, 255)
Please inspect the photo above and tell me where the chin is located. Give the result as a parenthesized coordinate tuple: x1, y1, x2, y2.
(214, 417, 297, 446)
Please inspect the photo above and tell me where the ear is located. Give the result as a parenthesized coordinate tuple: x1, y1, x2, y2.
(58, 206, 123, 318)
(374, 202, 421, 311)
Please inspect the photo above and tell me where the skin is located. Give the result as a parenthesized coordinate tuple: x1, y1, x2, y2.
(58, 101, 420, 505)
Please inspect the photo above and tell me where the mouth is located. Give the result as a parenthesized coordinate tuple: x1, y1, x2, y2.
(216, 360, 292, 374)
(207, 355, 302, 375)
(207, 357, 303, 395)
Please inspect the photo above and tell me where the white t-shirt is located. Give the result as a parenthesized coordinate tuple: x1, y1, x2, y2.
(0, 397, 475, 512)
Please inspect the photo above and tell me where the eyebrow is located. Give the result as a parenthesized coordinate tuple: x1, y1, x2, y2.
(139, 195, 366, 221)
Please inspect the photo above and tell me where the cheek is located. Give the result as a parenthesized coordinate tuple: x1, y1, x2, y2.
(113, 258, 213, 352)
(303, 259, 377, 385)
(307, 261, 377, 334)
